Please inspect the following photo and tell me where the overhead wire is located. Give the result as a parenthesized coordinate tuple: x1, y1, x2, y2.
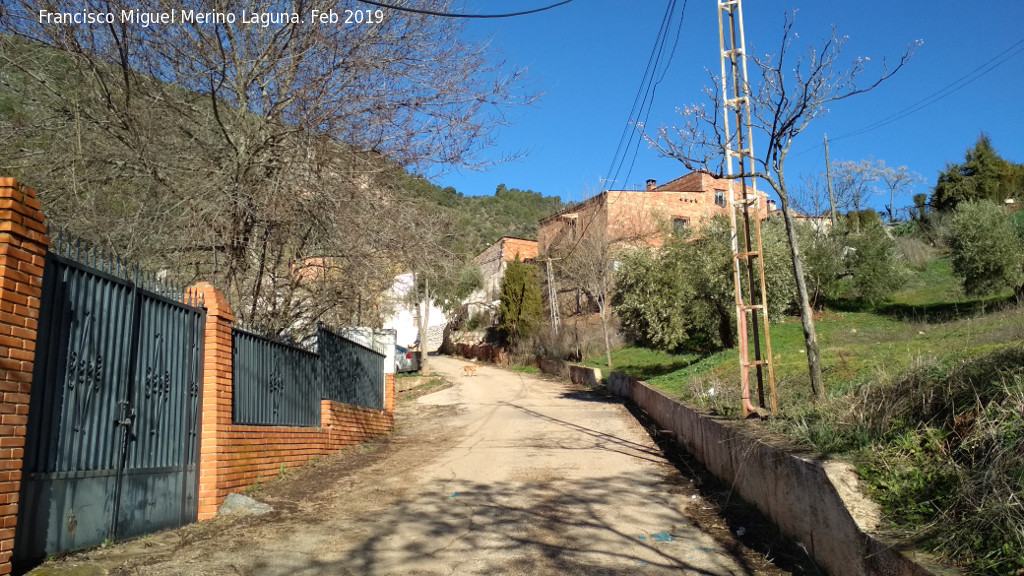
(603, 0, 684, 190)
(558, 0, 687, 263)
(355, 0, 577, 19)
(833, 37, 1024, 143)
(791, 36, 1024, 158)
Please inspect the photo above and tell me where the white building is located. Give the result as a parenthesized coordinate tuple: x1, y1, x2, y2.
(381, 272, 448, 352)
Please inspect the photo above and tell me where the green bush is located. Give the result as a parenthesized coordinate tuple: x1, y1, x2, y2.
(947, 201, 1023, 297)
(794, 222, 845, 308)
(845, 226, 905, 306)
(613, 217, 735, 351)
(760, 218, 798, 318)
(613, 246, 702, 351)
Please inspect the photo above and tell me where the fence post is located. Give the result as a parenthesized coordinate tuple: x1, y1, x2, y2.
(187, 282, 234, 520)
(382, 333, 396, 416)
(0, 179, 48, 575)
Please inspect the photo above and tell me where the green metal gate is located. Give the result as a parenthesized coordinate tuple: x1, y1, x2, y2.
(14, 241, 204, 567)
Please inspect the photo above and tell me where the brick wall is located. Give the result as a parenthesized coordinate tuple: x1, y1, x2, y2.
(538, 196, 606, 255)
(538, 172, 770, 254)
(0, 179, 47, 575)
(501, 238, 538, 262)
(189, 282, 395, 520)
(472, 237, 539, 301)
(0, 178, 396, 571)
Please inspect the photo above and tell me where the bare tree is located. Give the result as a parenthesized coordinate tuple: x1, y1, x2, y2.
(832, 159, 883, 233)
(645, 12, 916, 400)
(555, 227, 618, 369)
(792, 172, 841, 236)
(1, 0, 530, 333)
(550, 191, 666, 369)
(877, 162, 925, 223)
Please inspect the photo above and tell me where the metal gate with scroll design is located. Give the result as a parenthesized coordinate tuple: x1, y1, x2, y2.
(14, 241, 204, 567)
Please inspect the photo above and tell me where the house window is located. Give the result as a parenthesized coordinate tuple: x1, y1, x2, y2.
(715, 190, 727, 207)
(673, 217, 690, 233)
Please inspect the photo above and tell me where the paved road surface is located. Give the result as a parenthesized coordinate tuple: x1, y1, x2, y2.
(31, 356, 799, 575)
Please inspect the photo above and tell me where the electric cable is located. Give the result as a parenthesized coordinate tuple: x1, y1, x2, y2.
(831, 37, 1024, 144)
(557, 0, 687, 263)
(791, 36, 1024, 158)
(603, 0, 681, 190)
(355, 0, 577, 19)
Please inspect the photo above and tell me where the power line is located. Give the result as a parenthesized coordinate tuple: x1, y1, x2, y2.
(558, 0, 688, 263)
(355, 0, 577, 19)
(792, 36, 1024, 158)
(831, 37, 1024, 144)
(603, 0, 687, 190)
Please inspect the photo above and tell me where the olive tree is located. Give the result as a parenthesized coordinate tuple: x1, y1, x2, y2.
(948, 201, 1024, 299)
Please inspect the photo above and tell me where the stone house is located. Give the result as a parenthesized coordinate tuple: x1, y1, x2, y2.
(472, 236, 539, 302)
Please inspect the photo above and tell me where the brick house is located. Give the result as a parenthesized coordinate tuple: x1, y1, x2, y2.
(537, 171, 770, 255)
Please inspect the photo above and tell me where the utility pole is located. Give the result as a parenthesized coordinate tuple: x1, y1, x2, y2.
(824, 133, 838, 226)
(718, 0, 776, 417)
(537, 258, 561, 334)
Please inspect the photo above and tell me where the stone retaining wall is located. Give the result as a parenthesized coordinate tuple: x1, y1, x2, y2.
(606, 372, 953, 576)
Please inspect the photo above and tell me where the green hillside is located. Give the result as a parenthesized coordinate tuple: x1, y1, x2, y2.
(400, 175, 565, 257)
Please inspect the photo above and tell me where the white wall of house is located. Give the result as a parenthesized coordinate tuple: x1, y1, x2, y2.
(382, 272, 448, 352)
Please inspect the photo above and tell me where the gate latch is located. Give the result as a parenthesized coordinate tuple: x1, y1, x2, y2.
(116, 399, 137, 442)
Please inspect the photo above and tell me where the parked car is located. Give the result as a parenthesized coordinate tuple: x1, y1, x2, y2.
(395, 344, 421, 373)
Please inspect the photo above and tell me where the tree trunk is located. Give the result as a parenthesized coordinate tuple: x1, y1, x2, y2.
(419, 275, 431, 375)
(598, 297, 613, 369)
(776, 180, 825, 400)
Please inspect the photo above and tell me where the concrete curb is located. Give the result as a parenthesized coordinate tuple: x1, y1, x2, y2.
(396, 376, 434, 393)
(598, 369, 957, 576)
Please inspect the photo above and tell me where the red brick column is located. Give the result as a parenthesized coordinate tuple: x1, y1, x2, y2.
(0, 179, 48, 575)
(385, 373, 396, 415)
(187, 282, 234, 520)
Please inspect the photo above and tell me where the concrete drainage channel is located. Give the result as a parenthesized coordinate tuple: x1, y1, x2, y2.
(555, 365, 955, 576)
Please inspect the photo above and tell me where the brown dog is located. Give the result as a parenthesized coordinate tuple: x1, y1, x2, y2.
(462, 365, 478, 377)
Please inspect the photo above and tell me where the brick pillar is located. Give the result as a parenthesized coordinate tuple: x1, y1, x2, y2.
(385, 373, 396, 415)
(0, 179, 48, 574)
(187, 282, 234, 520)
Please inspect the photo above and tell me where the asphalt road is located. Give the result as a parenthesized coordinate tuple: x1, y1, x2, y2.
(30, 356, 802, 576)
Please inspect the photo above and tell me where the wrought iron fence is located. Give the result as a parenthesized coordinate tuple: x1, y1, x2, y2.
(232, 328, 321, 427)
(18, 232, 204, 564)
(320, 325, 385, 410)
(231, 323, 387, 426)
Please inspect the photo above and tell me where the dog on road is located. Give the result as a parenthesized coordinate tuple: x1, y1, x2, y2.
(462, 365, 478, 377)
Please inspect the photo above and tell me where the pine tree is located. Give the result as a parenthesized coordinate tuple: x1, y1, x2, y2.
(933, 134, 1022, 212)
(497, 257, 544, 343)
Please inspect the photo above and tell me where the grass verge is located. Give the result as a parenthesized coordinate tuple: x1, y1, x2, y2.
(584, 262, 1024, 573)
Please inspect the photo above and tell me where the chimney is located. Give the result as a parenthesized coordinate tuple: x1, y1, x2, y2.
(646, 179, 657, 191)
(768, 199, 777, 212)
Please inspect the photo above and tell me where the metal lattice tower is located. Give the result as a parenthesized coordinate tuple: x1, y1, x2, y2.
(718, 0, 777, 417)
(541, 258, 562, 334)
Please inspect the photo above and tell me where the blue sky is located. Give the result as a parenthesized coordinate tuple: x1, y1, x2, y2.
(434, 0, 1024, 214)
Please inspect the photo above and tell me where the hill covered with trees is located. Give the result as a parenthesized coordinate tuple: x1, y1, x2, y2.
(0, 25, 560, 332)
(400, 175, 565, 256)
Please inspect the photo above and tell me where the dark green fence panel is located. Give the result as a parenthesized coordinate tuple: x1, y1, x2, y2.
(16, 243, 203, 569)
(232, 329, 320, 427)
(115, 291, 203, 540)
(319, 325, 385, 410)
